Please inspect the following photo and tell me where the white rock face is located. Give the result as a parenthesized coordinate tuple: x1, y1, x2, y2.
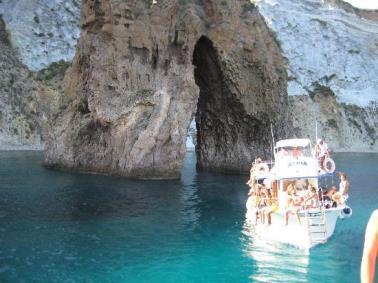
(344, 0, 378, 10)
(0, 0, 80, 70)
(256, 0, 378, 107)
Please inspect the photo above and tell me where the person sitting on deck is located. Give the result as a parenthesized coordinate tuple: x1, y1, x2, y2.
(304, 185, 320, 209)
(325, 186, 345, 207)
(258, 185, 270, 224)
(247, 187, 261, 225)
(284, 184, 302, 225)
(264, 190, 279, 225)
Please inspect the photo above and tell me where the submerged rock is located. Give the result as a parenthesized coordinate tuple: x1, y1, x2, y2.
(43, 0, 289, 178)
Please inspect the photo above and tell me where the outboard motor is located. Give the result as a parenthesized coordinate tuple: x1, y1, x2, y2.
(339, 206, 353, 219)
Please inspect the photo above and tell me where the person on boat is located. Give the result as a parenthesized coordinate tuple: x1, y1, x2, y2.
(259, 189, 267, 224)
(338, 172, 350, 202)
(284, 185, 302, 225)
(294, 179, 307, 192)
(325, 186, 340, 207)
(317, 139, 329, 170)
(291, 146, 302, 158)
(247, 188, 261, 225)
(247, 181, 258, 197)
(304, 185, 320, 209)
(361, 210, 378, 283)
(264, 190, 279, 225)
(246, 176, 255, 188)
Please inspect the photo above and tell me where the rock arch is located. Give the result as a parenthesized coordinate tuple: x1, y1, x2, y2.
(44, 0, 290, 179)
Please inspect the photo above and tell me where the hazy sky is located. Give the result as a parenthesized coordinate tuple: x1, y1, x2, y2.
(343, 0, 378, 10)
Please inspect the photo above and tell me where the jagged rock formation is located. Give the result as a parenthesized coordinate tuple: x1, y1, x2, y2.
(0, 16, 42, 149)
(0, 15, 67, 150)
(0, 0, 80, 70)
(43, 0, 289, 178)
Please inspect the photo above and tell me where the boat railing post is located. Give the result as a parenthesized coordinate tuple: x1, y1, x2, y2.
(319, 187, 324, 208)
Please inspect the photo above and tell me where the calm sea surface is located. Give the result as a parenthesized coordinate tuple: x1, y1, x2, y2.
(0, 151, 377, 283)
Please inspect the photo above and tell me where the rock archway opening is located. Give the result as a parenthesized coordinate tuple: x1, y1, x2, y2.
(191, 36, 271, 174)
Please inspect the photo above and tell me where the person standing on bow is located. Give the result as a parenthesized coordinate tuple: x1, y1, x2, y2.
(317, 139, 329, 170)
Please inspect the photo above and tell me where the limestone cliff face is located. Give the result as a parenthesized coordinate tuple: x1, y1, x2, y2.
(0, 16, 41, 149)
(43, 0, 289, 178)
(0, 15, 67, 150)
(0, 0, 80, 70)
(256, 0, 378, 106)
(256, 0, 378, 151)
(290, 94, 378, 152)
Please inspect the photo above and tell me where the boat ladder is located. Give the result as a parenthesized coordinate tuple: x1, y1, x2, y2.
(305, 206, 327, 245)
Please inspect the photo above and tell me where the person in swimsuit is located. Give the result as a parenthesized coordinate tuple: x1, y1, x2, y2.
(264, 190, 279, 225)
(339, 172, 350, 202)
(247, 189, 261, 225)
(285, 185, 302, 225)
(304, 185, 319, 209)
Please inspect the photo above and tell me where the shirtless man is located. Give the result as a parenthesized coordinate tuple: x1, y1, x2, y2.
(361, 210, 378, 283)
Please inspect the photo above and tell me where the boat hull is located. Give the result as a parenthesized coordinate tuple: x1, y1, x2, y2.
(245, 207, 342, 250)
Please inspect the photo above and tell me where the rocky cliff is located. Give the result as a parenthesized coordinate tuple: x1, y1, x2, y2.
(0, 16, 42, 149)
(0, 0, 377, 159)
(43, 0, 289, 178)
(256, 0, 378, 151)
(0, 0, 78, 150)
(0, 0, 80, 70)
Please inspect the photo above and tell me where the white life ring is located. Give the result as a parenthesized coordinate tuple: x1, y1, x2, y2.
(323, 157, 335, 173)
(255, 163, 269, 174)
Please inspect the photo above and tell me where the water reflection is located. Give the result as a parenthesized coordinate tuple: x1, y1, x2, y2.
(242, 221, 309, 282)
(179, 152, 201, 232)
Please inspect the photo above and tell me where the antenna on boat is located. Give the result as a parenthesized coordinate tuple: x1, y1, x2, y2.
(270, 123, 275, 160)
(315, 120, 318, 159)
(315, 120, 318, 142)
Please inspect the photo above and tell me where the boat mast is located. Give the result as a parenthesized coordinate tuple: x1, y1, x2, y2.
(270, 123, 275, 161)
(315, 120, 318, 142)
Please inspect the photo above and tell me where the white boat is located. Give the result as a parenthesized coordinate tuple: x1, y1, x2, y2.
(245, 138, 352, 250)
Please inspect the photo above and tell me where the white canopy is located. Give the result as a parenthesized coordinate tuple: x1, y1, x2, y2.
(275, 138, 311, 148)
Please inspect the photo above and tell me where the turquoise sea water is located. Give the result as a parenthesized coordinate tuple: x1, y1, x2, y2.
(0, 151, 377, 283)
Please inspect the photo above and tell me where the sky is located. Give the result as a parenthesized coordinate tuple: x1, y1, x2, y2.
(343, 0, 378, 10)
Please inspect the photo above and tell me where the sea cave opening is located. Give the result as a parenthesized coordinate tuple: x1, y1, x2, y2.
(190, 36, 263, 174)
(189, 36, 242, 171)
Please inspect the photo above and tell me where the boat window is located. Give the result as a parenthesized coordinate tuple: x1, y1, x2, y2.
(276, 145, 312, 158)
(281, 178, 318, 192)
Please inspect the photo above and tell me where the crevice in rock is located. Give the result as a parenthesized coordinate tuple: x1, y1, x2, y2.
(193, 36, 271, 173)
